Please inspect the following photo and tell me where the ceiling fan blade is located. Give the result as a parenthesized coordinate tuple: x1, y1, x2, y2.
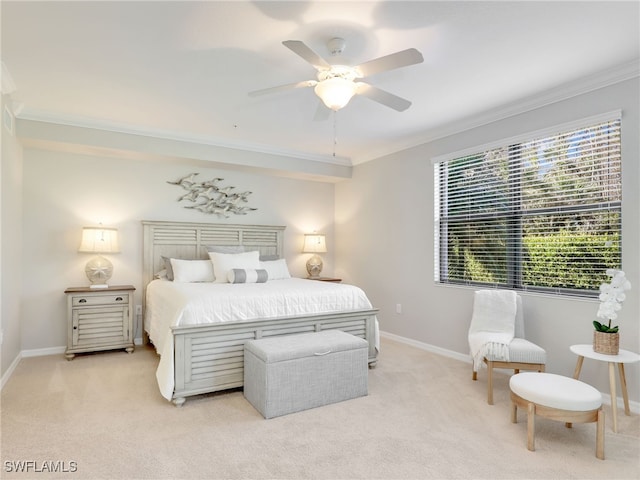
(354, 48, 424, 78)
(355, 83, 412, 112)
(282, 40, 332, 71)
(248, 80, 316, 97)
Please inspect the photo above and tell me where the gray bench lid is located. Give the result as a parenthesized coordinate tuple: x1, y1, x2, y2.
(245, 330, 368, 363)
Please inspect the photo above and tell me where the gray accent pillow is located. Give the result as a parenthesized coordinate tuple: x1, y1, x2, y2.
(227, 268, 268, 284)
(162, 256, 175, 281)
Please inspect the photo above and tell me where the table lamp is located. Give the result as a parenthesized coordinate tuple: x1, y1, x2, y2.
(78, 225, 120, 288)
(302, 233, 327, 278)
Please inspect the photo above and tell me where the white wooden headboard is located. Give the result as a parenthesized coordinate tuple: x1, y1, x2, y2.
(142, 220, 286, 289)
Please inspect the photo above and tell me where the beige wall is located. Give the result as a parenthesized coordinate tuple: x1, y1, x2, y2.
(20, 150, 335, 351)
(1, 95, 23, 379)
(335, 78, 640, 404)
(5, 77, 639, 409)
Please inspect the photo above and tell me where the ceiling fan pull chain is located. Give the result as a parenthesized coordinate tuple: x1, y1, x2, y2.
(333, 110, 337, 157)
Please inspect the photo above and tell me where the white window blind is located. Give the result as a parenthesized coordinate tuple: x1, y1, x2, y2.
(434, 115, 622, 296)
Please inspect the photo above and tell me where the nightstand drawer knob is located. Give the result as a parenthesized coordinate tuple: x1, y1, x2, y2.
(115, 297, 123, 302)
(78, 298, 87, 303)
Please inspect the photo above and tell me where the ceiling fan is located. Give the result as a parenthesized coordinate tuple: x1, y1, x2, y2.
(249, 38, 424, 113)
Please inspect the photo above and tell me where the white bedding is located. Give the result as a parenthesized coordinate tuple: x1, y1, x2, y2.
(145, 278, 379, 400)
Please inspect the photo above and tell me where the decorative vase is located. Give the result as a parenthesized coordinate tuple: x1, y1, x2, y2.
(593, 331, 619, 355)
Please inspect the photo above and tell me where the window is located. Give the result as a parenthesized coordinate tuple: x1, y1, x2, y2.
(434, 112, 622, 297)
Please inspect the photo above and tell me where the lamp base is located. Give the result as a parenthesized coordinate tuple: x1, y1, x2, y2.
(85, 255, 113, 288)
(306, 254, 323, 278)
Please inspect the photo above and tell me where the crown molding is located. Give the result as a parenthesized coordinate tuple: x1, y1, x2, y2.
(352, 59, 640, 165)
(17, 117, 353, 182)
(12, 60, 639, 168)
(15, 108, 352, 168)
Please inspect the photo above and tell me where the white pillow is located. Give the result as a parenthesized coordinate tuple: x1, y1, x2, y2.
(209, 251, 260, 283)
(170, 258, 215, 283)
(259, 258, 291, 280)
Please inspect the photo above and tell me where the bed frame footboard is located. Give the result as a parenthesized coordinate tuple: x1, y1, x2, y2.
(171, 309, 378, 405)
(142, 220, 379, 406)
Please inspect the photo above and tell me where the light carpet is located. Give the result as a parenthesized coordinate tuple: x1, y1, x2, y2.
(1, 338, 639, 480)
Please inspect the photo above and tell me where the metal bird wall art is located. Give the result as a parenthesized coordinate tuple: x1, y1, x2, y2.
(167, 173, 257, 217)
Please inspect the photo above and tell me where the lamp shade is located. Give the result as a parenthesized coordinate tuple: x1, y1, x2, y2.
(78, 226, 120, 254)
(314, 78, 357, 111)
(302, 234, 327, 254)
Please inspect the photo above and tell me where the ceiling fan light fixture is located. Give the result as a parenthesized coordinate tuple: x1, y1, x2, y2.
(250, 39, 423, 113)
(314, 77, 357, 111)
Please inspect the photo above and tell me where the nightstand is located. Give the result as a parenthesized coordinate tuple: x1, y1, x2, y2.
(64, 285, 135, 360)
(306, 277, 342, 283)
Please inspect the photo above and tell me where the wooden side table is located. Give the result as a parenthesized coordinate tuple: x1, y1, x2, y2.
(64, 285, 135, 360)
(306, 277, 342, 283)
(570, 344, 640, 432)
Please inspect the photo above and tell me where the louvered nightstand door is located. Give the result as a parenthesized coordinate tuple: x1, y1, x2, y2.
(64, 285, 135, 360)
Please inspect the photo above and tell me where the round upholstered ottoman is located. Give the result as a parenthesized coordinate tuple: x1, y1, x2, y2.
(509, 372, 604, 459)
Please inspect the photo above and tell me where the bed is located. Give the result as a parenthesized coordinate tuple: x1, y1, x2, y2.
(142, 220, 379, 406)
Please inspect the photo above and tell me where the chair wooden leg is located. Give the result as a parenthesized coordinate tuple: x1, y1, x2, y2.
(596, 408, 605, 460)
(478, 360, 546, 405)
(527, 402, 536, 451)
(487, 360, 494, 405)
(511, 400, 518, 423)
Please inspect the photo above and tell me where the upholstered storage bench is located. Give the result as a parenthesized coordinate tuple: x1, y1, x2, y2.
(243, 330, 369, 419)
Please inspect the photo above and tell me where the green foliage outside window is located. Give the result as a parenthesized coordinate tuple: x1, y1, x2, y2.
(522, 232, 620, 290)
(436, 117, 622, 296)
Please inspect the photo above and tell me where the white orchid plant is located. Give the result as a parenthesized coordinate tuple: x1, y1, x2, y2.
(593, 269, 631, 333)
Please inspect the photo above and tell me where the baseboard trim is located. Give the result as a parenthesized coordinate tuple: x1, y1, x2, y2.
(379, 330, 640, 414)
(21, 346, 66, 358)
(1, 346, 65, 391)
(380, 330, 471, 363)
(0, 353, 22, 390)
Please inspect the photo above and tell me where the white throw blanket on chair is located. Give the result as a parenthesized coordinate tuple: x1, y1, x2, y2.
(468, 289, 517, 372)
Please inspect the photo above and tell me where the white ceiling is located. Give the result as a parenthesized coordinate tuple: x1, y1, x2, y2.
(2, 1, 639, 166)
